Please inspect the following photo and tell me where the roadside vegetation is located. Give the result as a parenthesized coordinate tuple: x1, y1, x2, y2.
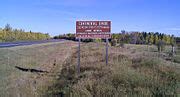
(0, 24, 50, 42)
(45, 42, 180, 96)
(0, 40, 179, 96)
(0, 41, 77, 97)
(0, 27, 179, 96)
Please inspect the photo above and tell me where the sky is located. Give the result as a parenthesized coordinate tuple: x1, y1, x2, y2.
(0, 0, 180, 37)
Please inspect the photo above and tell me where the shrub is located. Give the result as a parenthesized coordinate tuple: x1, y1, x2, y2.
(110, 39, 117, 46)
(119, 40, 125, 48)
(157, 40, 166, 52)
(173, 55, 180, 63)
(94, 39, 102, 42)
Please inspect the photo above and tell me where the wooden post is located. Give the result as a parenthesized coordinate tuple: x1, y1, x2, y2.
(77, 38, 80, 74)
(106, 38, 108, 65)
(172, 45, 175, 56)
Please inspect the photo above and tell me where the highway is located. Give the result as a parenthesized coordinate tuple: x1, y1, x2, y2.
(0, 39, 64, 48)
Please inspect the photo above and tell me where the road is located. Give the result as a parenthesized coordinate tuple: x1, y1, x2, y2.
(0, 39, 65, 48)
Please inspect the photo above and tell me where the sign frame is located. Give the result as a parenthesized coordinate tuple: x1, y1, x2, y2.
(76, 21, 111, 74)
(76, 21, 111, 39)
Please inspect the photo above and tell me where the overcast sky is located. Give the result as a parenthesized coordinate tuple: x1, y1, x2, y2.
(0, 0, 180, 36)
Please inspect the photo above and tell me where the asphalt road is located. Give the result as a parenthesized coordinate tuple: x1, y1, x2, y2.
(0, 39, 65, 48)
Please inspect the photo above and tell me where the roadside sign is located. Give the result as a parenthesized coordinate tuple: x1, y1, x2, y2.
(76, 21, 111, 39)
(76, 21, 111, 74)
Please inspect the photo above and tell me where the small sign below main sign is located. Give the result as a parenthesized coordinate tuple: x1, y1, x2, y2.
(76, 21, 111, 39)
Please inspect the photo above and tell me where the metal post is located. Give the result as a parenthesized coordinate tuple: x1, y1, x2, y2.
(77, 38, 81, 73)
(106, 38, 108, 65)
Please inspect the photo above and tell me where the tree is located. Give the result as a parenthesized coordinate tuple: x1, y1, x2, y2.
(170, 35, 175, 45)
(0, 31, 2, 42)
(137, 33, 145, 44)
(154, 35, 159, 44)
(130, 32, 138, 44)
(142, 32, 147, 43)
(4, 24, 12, 31)
(149, 33, 154, 44)
(119, 31, 126, 47)
(170, 35, 176, 55)
(145, 34, 150, 44)
(0, 24, 50, 42)
(166, 35, 171, 44)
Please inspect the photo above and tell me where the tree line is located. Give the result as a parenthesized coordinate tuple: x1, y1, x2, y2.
(111, 30, 176, 45)
(54, 30, 177, 45)
(0, 24, 50, 42)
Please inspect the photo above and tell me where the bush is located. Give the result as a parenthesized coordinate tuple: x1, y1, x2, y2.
(173, 55, 180, 63)
(110, 39, 117, 46)
(94, 39, 102, 42)
(157, 40, 166, 52)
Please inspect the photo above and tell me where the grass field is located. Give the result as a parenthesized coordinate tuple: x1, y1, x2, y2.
(0, 41, 77, 97)
(46, 43, 180, 96)
(0, 41, 179, 96)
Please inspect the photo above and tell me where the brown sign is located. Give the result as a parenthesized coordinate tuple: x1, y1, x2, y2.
(76, 21, 111, 39)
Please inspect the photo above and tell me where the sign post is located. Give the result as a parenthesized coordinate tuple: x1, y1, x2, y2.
(76, 21, 111, 73)
(77, 38, 81, 74)
(106, 38, 108, 65)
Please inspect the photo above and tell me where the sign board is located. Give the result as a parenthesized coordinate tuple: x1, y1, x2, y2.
(76, 21, 111, 39)
(76, 21, 111, 73)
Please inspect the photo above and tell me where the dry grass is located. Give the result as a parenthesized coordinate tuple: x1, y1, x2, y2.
(46, 43, 180, 97)
(0, 41, 179, 96)
(0, 41, 77, 97)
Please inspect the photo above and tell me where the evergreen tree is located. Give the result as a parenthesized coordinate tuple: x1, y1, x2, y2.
(4, 24, 12, 31)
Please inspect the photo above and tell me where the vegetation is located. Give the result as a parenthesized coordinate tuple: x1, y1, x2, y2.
(0, 24, 50, 42)
(0, 41, 77, 96)
(54, 31, 175, 45)
(111, 31, 175, 46)
(0, 24, 179, 96)
(0, 40, 179, 96)
(156, 40, 166, 52)
(54, 33, 76, 41)
(45, 43, 179, 96)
